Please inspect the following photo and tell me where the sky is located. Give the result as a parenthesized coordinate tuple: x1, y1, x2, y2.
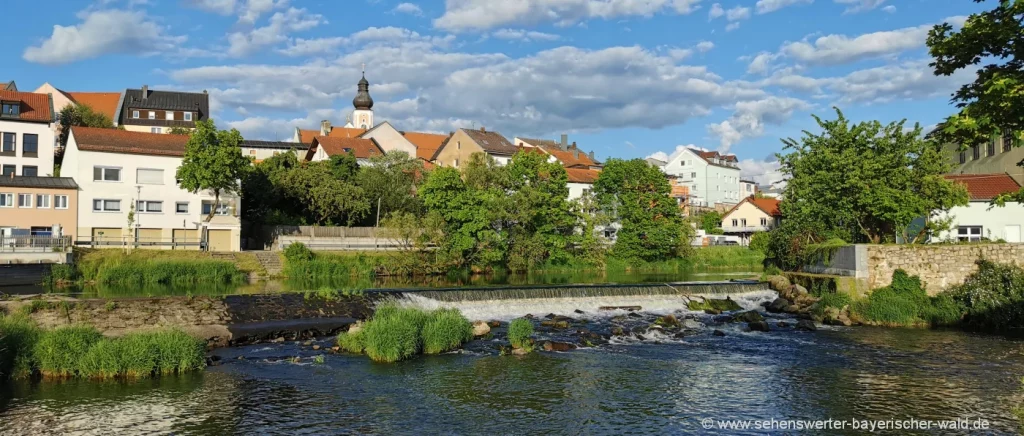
(5, 0, 986, 184)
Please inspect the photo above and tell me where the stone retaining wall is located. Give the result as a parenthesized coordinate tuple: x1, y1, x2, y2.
(866, 244, 1024, 294)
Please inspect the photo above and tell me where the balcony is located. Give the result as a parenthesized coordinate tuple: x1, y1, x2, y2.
(721, 225, 773, 233)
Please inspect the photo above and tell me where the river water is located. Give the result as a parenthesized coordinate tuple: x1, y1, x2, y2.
(2, 289, 1023, 435)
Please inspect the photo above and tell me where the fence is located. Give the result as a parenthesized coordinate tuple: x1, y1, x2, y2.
(254, 226, 385, 250)
(0, 235, 73, 253)
(74, 236, 206, 250)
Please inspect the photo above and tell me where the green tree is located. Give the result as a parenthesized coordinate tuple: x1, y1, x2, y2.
(357, 151, 424, 224)
(328, 152, 360, 182)
(241, 152, 301, 225)
(176, 120, 252, 221)
(593, 158, 689, 262)
(280, 162, 370, 225)
(420, 163, 506, 268)
(58, 104, 114, 148)
(697, 211, 723, 234)
(927, 1, 1024, 201)
(167, 127, 191, 135)
(503, 151, 577, 268)
(778, 108, 969, 245)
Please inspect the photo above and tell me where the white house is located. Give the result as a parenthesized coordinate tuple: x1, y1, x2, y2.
(0, 90, 56, 177)
(63, 126, 242, 251)
(720, 196, 782, 245)
(740, 179, 757, 198)
(304, 136, 385, 165)
(936, 174, 1024, 243)
(659, 147, 741, 209)
(240, 140, 306, 162)
(565, 168, 600, 201)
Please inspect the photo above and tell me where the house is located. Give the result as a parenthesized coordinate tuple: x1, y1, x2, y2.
(667, 176, 692, 215)
(116, 86, 209, 134)
(292, 120, 365, 144)
(34, 83, 121, 122)
(358, 120, 450, 167)
(659, 146, 741, 210)
(431, 127, 518, 168)
(565, 168, 600, 201)
(740, 179, 757, 198)
(304, 136, 385, 164)
(936, 174, 1024, 243)
(63, 127, 241, 251)
(0, 90, 56, 177)
(945, 135, 1023, 184)
(240, 140, 306, 162)
(0, 176, 78, 239)
(720, 196, 782, 245)
(515, 135, 601, 169)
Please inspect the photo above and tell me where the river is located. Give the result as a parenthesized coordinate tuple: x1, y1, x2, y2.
(2, 288, 1023, 435)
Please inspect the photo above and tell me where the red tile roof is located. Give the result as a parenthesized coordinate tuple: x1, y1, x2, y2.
(0, 90, 52, 122)
(306, 136, 383, 160)
(518, 137, 600, 167)
(566, 168, 600, 184)
(298, 127, 366, 144)
(67, 92, 121, 121)
(945, 174, 1022, 201)
(71, 126, 188, 157)
(402, 131, 449, 161)
(725, 196, 782, 218)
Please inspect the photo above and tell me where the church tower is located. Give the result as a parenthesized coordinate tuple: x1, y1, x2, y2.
(347, 68, 374, 129)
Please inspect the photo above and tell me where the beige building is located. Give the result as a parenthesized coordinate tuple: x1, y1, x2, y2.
(721, 196, 781, 245)
(116, 86, 208, 134)
(0, 176, 78, 239)
(947, 134, 1024, 184)
(431, 127, 518, 168)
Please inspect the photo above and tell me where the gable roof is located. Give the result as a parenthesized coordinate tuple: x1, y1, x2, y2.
(0, 176, 78, 190)
(0, 90, 53, 123)
(70, 126, 188, 157)
(519, 137, 600, 167)
(298, 126, 366, 145)
(241, 140, 307, 150)
(945, 174, 1022, 201)
(66, 92, 122, 121)
(402, 131, 449, 161)
(306, 136, 383, 160)
(724, 196, 782, 218)
(566, 168, 600, 184)
(119, 88, 209, 123)
(2, 81, 15, 91)
(463, 128, 518, 156)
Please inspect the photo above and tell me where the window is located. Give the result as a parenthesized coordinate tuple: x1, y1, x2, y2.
(959, 150, 966, 164)
(1, 103, 19, 117)
(1006, 134, 1016, 153)
(691, 172, 696, 178)
(93, 199, 121, 212)
(151, 127, 163, 134)
(22, 166, 37, 177)
(760, 218, 768, 226)
(175, 202, 189, 214)
(137, 168, 164, 185)
(132, 110, 140, 119)
(166, 111, 174, 121)
(249, 150, 257, 155)
(184, 112, 193, 122)
(988, 139, 996, 157)
(54, 195, 68, 209)
(22, 134, 38, 156)
(148, 111, 156, 120)
(1, 165, 13, 176)
(2, 132, 14, 153)
(18, 194, 31, 208)
(454, 159, 460, 168)
(457, 141, 461, 150)
(137, 200, 163, 213)
(30, 227, 52, 237)
(201, 201, 230, 216)
(36, 194, 50, 209)
(731, 219, 738, 227)
(93, 166, 122, 182)
(0, 193, 11, 207)
(741, 218, 747, 227)
(972, 145, 980, 160)
(957, 226, 982, 242)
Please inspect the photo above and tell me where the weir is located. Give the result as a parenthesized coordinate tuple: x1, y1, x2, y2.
(380, 280, 769, 302)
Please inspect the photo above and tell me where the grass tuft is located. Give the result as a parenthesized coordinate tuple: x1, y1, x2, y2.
(507, 318, 535, 352)
(421, 308, 473, 354)
(34, 325, 104, 378)
(0, 315, 42, 379)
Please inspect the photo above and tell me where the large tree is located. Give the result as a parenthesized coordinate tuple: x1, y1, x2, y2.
(356, 151, 424, 224)
(176, 120, 252, 221)
(778, 109, 969, 244)
(503, 151, 577, 268)
(592, 158, 688, 262)
(927, 0, 1024, 200)
(280, 162, 370, 225)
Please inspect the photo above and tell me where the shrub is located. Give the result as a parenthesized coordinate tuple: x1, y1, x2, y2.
(748, 232, 771, 254)
(34, 325, 103, 378)
(943, 260, 1024, 331)
(924, 293, 965, 326)
(421, 309, 473, 354)
(336, 330, 365, 353)
(0, 315, 42, 379)
(853, 270, 931, 326)
(284, 242, 314, 263)
(812, 291, 852, 318)
(507, 318, 534, 351)
(362, 314, 423, 363)
(45, 264, 77, 285)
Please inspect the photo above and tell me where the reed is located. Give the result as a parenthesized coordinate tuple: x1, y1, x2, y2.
(507, 318, 534, 352)
(0, 315, 42, 379)
(421, 308, 473, 355)
(34, 325, 103, 378)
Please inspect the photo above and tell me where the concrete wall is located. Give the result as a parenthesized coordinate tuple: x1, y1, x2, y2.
(0, 186, 78, 239)
(802, 245, 867, 278)
(935, 201, 1024, 243)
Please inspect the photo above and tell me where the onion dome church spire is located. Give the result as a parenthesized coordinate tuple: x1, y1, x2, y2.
(348, 64, 374, 129)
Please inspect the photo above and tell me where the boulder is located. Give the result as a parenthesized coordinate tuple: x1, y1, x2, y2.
(785, 305, 802, 313)
(682, 319, 704, 330)
(795, 319, 817, 331)
(712, 330, 726, 337)
(776, 321, 789, 328)
(553, 321, 570, 329)
(543, 341, 577, 352)
(748, 321, 771, 332)
(705, 309, 722, 315)
(511, 347, 530, 356)
(766, 275, 791, 293)
(767, 298, 791, 313)
(627, 312, 643, 318)
(472, 320, 491, 337)
(793, 284, 809, 295)
(544, 313, 557, 319)
(574, 309, 585, 314)
(732, 311, 764, 323)
(312, 345, 321, 350)
(488, 321, 501, 328)
(655, 314, 682, 328)
(541, 320, 555, 327)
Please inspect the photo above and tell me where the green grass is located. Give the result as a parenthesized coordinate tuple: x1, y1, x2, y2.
(72, 249, 253, 285)
(34, 325, 104, 378)
(362, 309, 425, 363)
(851, 269, 933, 327)
(44, 264, 77, 285)
(336, 329, 365, 353)
(687, 298, 743, 312)
(507, 318, 534, 352)
(421, 308, 473, 354)
(0, 315, 42, 379)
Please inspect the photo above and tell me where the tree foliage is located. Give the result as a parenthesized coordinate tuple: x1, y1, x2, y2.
(175, 120, 252, 221)
(697, 211, 723, 234)
(279, 161, 369, 225)
(927, 0, 1024, 201)
(777, 108, 969, 246)
(357, 151, 424, 222)
(593, 158, 689, 262)
(58, 104, 113, 147)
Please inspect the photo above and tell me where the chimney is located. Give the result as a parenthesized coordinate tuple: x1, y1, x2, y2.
(571, 141, 577, 150)
(573, 148, 580, 159)
(560, 134, 568, 150)
(141, 85, 148, 99)
(320, 120, 331, 136)
(588, 151, 595, 160)
(480, 126, 486, 133)
(203, 90, 208, 94)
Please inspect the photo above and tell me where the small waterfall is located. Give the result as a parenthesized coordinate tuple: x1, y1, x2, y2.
(379, 281, 776, 321)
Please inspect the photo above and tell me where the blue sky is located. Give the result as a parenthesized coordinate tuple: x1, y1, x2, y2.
(5, 0, 986, 183)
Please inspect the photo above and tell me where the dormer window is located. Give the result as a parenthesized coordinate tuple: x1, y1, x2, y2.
(1, 102, 19, 117)
(184, 112, 193, 122)
(132, 110, 140, 119)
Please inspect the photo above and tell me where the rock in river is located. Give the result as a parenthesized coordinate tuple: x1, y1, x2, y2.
(795, 319, 817, 331)
(712, 330, 726, 337)
(472, 321, 491, 337)
(543, 341, 577, 352)
(767, 298, 790, 313)
(747, 321, 770, 332)
(732, 311, 764, 323)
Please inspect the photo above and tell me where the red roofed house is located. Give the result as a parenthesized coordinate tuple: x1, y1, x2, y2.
(305, 136, 385, 164)
(63, 127, 242, 251)
(514, 135, 602, 170)
(720, 195, 782, 245)
(1, 90, 56, 177)
(936, 174, 1024, 243)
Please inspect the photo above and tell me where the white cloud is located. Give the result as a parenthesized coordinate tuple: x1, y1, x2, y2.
(393, 2, 423, 15)
(780, 24, 930, 65)
(647, 150, 670, 161)
(708, 3, 724, 19)
(434, 0, 703, 31)
(746, 52, 779, 75)
(756, 0, 813, 14)
(492, 28, 562, 42)
(695, 40, 714, 52)
(737, 158, 783, 186)
(725, 6, 750, 21)
(881, 5, 895, 13)
(725, 22, 741, 31)
(227, 7, 325, 57)
(23, 9, 187, 65)
(238, 0, 288, 25)
(706, 96, 811, 151)
(185, 0, 237, 15)
(835, 0, 887, 14)
(278, 37, 346, 56)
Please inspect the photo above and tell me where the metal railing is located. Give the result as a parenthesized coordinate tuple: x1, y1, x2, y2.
(0, 235, 73, 252)
(74, 236, 207, 250)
